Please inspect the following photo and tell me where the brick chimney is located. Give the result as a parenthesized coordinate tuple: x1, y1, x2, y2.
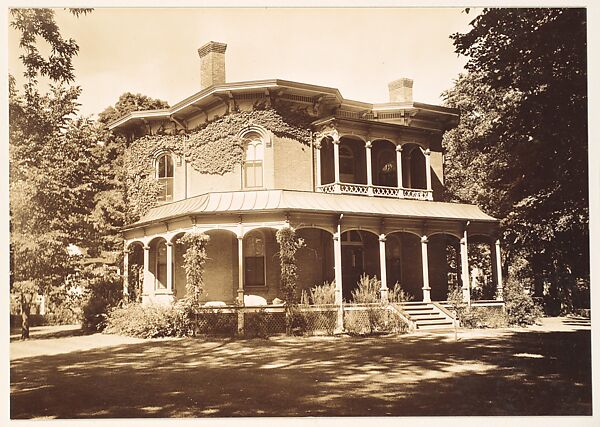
(198, 41, 227, 89)
(388, 78, 413, 103)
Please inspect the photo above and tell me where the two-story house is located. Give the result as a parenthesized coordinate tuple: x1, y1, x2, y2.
(110, 41, 503, 309)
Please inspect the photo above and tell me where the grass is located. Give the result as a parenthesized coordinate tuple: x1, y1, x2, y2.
(10, 320, 592, 418)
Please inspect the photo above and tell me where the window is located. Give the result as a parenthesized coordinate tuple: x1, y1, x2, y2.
(339, 145, 355, 182)
(377, 149, 396, 187)
(244, 232, 265, 286)
(156, 153, 174, 202)
(155, 240, 167, 289)
(243, 137, 263, 188)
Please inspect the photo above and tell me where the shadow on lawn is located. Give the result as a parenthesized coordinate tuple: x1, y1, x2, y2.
(10, 328, 592, 418)
(10, 327, 91, 343)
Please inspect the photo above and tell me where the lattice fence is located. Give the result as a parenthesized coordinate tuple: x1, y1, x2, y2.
(191, 304, 408, 337)
(344, 305, 409, 335)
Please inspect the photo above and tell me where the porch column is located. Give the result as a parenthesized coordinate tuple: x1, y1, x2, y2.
(396, 144, 403, 193)
(424, 148, 433, 200)
(421, 235, 431, 302)
(365, 140, 373, 196)
(166, 241, 173, 293)
(333, 135, 341, 192)
(237, 235, 244, 305)
(143, 244, 151, 298)
(315, 141, 322, 189)
(333, 228, 344, 332)
(460, 229, 471, 304)
(493, 238, 504, 300)
(379, 234, 388, 302)
(122, 247, 129, 302)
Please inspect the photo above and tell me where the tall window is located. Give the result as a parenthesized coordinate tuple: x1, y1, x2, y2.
(244, 232, 265, 286)
(339, 145, 355, 182)
(377, 149, 396, 187)
(155, 240, 168, 289)
(156, 153, 174, 202)
(243, 137, 263, 188)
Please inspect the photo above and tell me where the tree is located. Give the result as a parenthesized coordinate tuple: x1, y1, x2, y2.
(98, 92, 169, 125)
(444, 8, 588, 313)
(9, 8, 94, 338)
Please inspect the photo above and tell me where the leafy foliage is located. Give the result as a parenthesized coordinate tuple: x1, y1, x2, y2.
(179, 232, 210, 307)
(98, 92, 170, 125)
(10, 8, 92, 84)
(276, 226, 305, 304)
(503, 276, 544, 326)
(387, 282, 413, 303)
(123, 108, 313, 222)
(80, 265, 123, 331)
(300, 282, 336, 306)
(104, 302, 194, 338)
(444, 8, 588, 313)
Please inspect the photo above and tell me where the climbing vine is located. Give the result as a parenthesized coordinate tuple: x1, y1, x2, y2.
(123, 107, 313, 223)
(179, 231, 210, 308)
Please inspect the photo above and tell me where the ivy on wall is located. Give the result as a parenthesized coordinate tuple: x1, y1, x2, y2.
(123, 107, 313, 223)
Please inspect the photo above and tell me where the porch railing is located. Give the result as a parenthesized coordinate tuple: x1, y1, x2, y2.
(317, 182, 433, 201)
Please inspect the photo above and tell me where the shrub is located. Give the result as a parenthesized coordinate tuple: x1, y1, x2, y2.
(503, 276, 543, 326)
(301, 281, 336, 306)
(104, 302, 194, 338)
(351, 274, 380, 304)
(81, 267, 123, 332)
(388, 282, 413, 303)
(459, 306, 508, 328)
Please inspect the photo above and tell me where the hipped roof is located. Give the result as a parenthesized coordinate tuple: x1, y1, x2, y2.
(124, 190, 497, 230)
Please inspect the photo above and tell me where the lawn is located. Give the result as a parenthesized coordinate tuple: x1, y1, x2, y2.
(10, 318, 592, 418)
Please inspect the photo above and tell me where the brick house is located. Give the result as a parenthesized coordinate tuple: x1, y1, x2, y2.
(110, 41, 503, 317)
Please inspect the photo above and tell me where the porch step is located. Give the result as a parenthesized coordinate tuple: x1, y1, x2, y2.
(396, 302, 456, 331)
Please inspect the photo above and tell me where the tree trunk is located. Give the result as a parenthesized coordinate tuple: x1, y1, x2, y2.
(21, 303, 30, 340)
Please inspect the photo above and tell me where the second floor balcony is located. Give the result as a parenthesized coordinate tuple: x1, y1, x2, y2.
(315, 134, 434, 201)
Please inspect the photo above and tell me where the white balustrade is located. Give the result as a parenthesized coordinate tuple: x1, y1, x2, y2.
(317, 183, 433, 200)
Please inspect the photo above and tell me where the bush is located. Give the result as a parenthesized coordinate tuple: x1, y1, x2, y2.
(503, 276, 543, 326)
(459, 306, 508, 329)
(388, 282, 413, 303)
(344, 308, 408, 335)
(104, 302, 193, 338)
(81, 267, 123, 332)
(301, 281, 336, 305)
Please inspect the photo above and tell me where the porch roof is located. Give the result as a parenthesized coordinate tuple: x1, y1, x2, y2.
(126, 190, 497, 230)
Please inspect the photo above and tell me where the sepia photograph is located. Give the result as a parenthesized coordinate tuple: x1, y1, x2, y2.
(4, 2, 597, 425)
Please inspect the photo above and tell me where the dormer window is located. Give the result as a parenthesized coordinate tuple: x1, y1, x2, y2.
(243, 135, 264, 188)
(156, 153, 174, 202)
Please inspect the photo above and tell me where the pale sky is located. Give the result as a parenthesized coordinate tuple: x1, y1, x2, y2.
(8, 7, 477, 118)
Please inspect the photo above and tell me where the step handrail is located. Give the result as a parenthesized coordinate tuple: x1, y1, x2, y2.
(432, 301, 458, 328)
(387, 303, 416, 332)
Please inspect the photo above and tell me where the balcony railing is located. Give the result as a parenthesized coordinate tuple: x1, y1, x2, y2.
(317, 183, 433, 201)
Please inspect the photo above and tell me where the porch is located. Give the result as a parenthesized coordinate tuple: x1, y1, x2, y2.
(122, 190, 503, 311)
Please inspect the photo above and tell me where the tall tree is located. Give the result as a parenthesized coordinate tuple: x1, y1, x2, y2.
(9, 8, 94, 338)
(444, 8, 588, 313)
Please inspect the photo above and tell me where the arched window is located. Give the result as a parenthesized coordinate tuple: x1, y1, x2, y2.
(244, 231, 266, 287)
(154, 239, 168, 290)
(339, 145, 355, 182)
(156, 153, 174, 202)
(243, 135, 264, 188)
(377, 149, 396, 187)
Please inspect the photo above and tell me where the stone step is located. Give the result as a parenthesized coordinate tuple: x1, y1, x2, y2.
(417, 323, 455, 330)
(411, 314, 448, 321)
(416, 319, 454, 327)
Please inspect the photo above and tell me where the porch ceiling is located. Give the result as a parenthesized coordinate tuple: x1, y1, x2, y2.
(125, 190, 497, 230)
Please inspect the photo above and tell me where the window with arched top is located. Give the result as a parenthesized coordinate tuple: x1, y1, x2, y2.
(156, 153, 174, 202)
(243, 135, 264, 188)
(339, 145, 355, 182)
(244, 231, 266, 287)
(377, 149, 397, 187)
